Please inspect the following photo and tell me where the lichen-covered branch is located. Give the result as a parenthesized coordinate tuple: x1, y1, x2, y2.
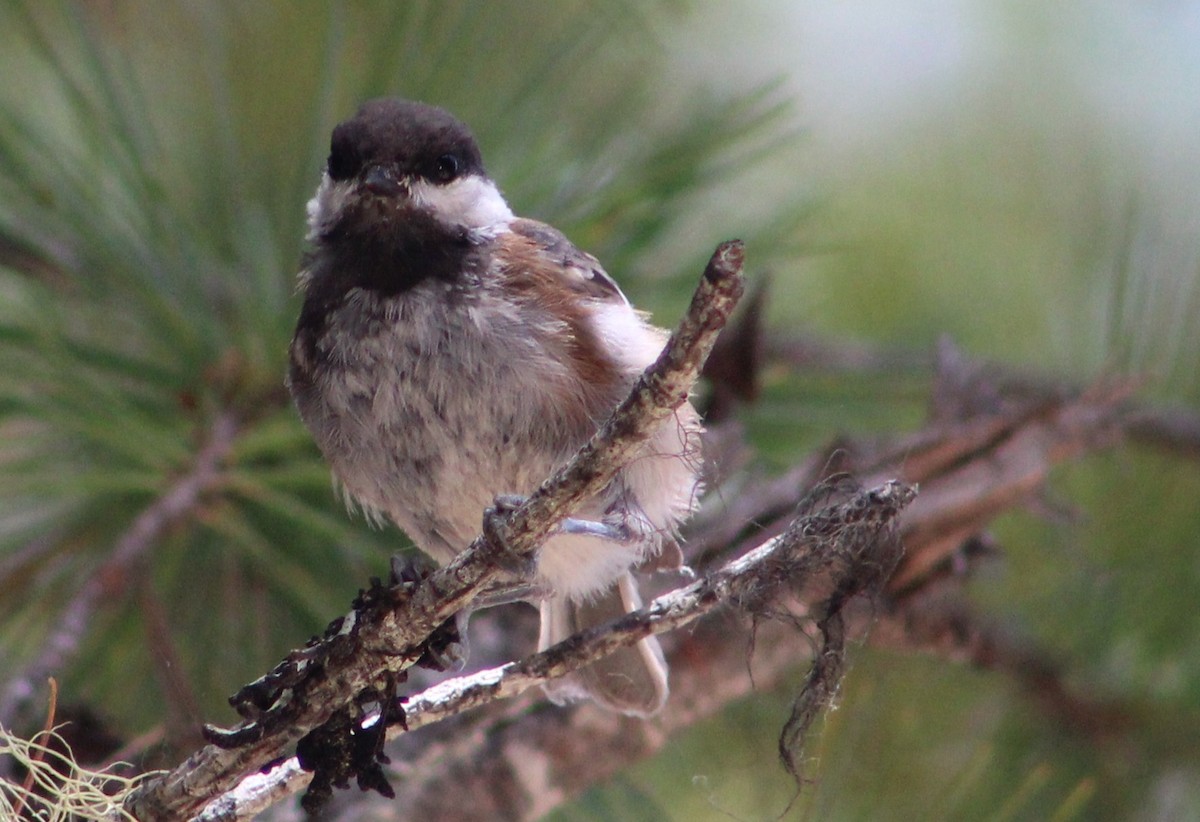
(121, 271, 1152, 821)
(391, 478, 909, 739)
(124, 240, 746, 821)
(195, 478, 915, 820)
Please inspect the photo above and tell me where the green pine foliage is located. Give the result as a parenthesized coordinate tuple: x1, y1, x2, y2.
(2, 2, 1199, 820)
(0, 1, 802, 733)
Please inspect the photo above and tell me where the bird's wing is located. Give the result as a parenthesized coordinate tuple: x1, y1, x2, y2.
(503, 218, 629, 306)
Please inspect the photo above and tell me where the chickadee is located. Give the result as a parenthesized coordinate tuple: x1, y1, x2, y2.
(287, 98, 702, 716)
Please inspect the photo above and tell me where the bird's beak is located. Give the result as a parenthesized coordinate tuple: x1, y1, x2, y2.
(363, 165, 406, 197)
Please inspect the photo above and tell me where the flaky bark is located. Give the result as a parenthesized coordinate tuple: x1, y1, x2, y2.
(197, 478, 913, 820)
(126, 241, 750, 820)
(103, 244, 1153, 821)
(306, 345, 1138, 821)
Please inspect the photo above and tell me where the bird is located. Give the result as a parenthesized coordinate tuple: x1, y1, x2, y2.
(287, 98, 702, 716)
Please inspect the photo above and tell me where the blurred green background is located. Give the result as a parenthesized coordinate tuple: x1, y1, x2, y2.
(1, 1, 1198, 819)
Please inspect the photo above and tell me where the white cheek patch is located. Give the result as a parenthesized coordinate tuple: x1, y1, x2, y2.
(306, 173, 354, 240)
(305, 171, 514, 240)
(409, 175, 514, 231)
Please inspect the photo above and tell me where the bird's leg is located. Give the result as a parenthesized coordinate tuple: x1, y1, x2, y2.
(471, 579, 550, 610)
(557, 518, 635, 542)
(561, 490, 697, 576)
(488, 492, 639, 554)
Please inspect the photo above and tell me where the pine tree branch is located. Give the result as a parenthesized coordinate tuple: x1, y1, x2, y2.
(196, 477, 914, 820)
(124, 240, 747, 822)
(115, 271, 1144, 821)
(1125, 405, 1200, 461)
(112, 316, 1138, 821)
(316, 372, 1132, 822)
(0, 411, 239, 731)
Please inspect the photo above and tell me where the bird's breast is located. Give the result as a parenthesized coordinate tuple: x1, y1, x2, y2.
(290, 278, 612, 559)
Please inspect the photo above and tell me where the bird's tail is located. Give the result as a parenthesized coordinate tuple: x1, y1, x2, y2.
(538, 571, 668, 716)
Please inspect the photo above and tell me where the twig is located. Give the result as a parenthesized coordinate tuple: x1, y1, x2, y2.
(0, 411, 239, 729)
(205, 341, 1150, 820)
(137, 578, 205, 752)
(1126, 405, 1200, 461)
(12, 677, 58, 819)
(125, 240, 746, 822)
(414, 480, 910, 731)
(195, 478, 915, 820)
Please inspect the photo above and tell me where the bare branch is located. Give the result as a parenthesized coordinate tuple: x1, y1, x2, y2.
(408, 480, 911, 733)
(195, 478, 915, 820)
(174, 337, 1141, 821)
(116, 305, 1159, 820)
(1125, 405, 1200, 461)
(125, 240, 746, 821)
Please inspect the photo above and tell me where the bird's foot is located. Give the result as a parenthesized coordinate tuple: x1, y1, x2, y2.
(417, 611, 468, 672)
(483, 495, 539, 578)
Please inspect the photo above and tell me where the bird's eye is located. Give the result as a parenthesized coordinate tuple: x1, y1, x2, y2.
(327, 144, 358, 181)
(433, 154, 460, 183)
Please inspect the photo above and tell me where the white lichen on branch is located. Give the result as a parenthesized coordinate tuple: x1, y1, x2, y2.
(126, 240, 747, 821)
(197, 476, 914, 820)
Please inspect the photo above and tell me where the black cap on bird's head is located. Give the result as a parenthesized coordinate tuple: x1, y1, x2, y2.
(326, 98, 486, 193)
(307, 98, 512, 238)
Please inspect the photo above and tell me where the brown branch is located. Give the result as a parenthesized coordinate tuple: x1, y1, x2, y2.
(0, 411, 238, 730)
(136, 578, 205, 753)
(195, 478, 915, 820)
(885, 401, 1122, 591)
(124, 240, 747, 822)
(233, 328, 1187, 819)
(696, 331, 1135, 596)
(763, 331, 931, 375)
(184, 338, 1143, 821)
(1125, 405, 1200, 461)
(335, 616, 815, 822)
(767, 329, 1200, 466)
